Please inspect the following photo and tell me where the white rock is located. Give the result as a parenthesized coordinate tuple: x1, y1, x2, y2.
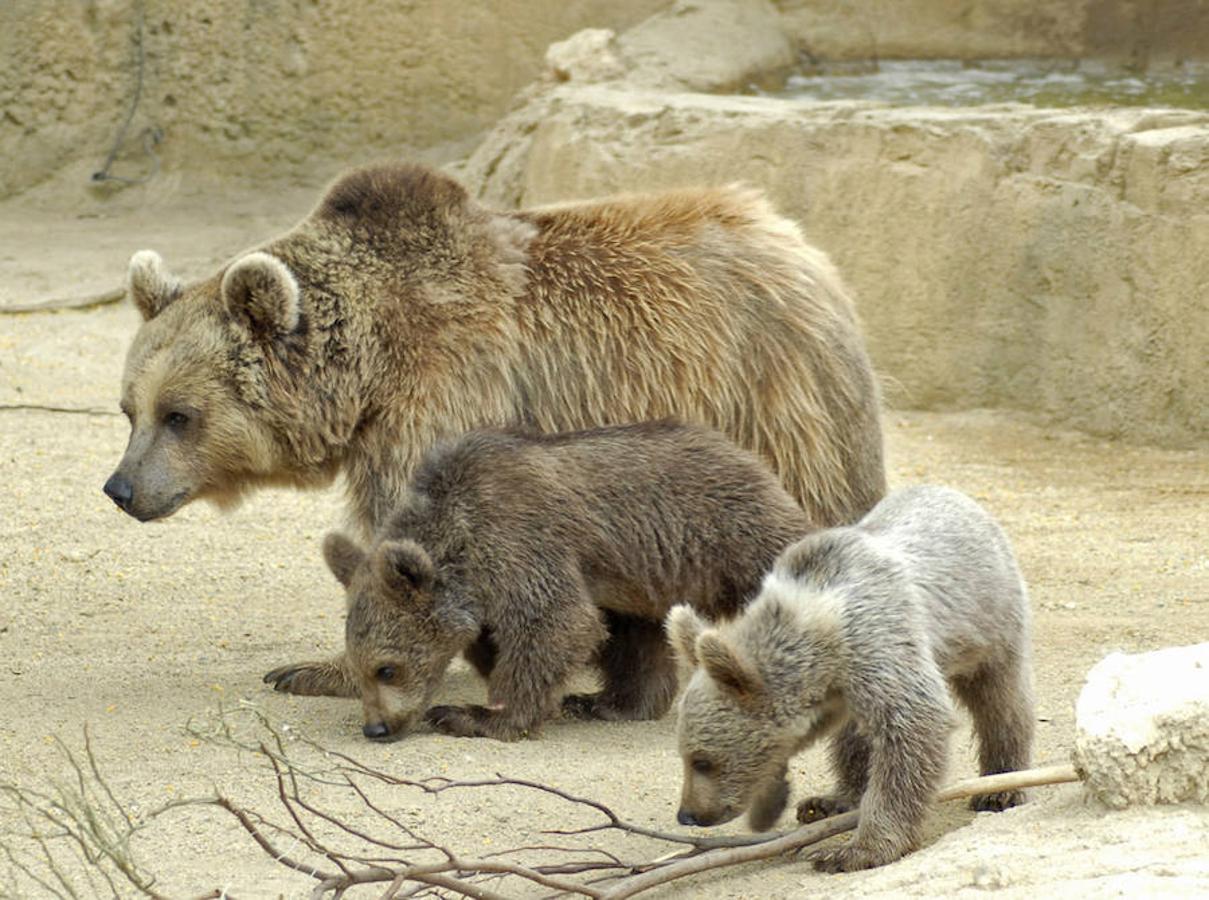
(545, 29, 626, 84)
(1073, 643, 1209, 809)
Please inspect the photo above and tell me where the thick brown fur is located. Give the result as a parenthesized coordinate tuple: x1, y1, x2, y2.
(107, 162, 885, 684)
(109, 161, 883, 529)
(280, 421, 813, 742)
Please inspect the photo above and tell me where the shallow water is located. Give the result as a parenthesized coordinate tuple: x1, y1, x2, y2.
(766, 59, 1209, 109)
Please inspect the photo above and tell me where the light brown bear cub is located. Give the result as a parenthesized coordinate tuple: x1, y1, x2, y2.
(310, 421, 812, 741)
(669, 485, 1033, 872)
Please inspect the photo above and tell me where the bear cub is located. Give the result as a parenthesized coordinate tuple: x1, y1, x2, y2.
(669, 485, 1034, 872)
(295, 421, 812, 742)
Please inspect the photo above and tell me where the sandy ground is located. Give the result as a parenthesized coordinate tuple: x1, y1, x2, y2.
(1, 193, 1208, 898)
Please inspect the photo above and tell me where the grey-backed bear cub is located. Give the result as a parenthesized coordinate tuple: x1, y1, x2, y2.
(669, 485, 1034, 872)
(291, 422, 812, 742)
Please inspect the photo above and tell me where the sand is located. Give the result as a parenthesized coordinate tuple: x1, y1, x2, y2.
(1, 193, 1207, 898)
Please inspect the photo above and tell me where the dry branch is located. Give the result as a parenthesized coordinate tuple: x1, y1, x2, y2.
(0, 286, 126, 314)
(0, 710, 1083, 899)
(0, 404, 120, 416)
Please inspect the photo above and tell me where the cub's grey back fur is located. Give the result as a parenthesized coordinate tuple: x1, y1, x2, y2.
(349, 420, 813, 740)
(672, 484, 1034, 872)
(781, 485, 1031, 689)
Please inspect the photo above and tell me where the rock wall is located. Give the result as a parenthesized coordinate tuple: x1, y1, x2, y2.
(6, 0, 1207, 445)
(0, 0, 667, 198)
(462, 87, 1209, 447)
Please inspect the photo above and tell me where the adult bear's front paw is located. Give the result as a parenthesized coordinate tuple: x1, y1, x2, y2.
(262, 659, 357, 697)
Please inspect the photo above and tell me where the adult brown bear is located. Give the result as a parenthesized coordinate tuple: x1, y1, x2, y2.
(104, 161, 885, 694)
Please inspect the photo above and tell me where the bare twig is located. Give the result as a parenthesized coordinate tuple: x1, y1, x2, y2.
(0, 286, 127, 314)
(0, 710, 1085, 900)
(0, 404, 120, 416)
(212, 796, 337, 883)
(600, 811, 860, 900)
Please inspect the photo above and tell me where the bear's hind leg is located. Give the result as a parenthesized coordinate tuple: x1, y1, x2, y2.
(797, 720, 868, 824)
(953, 658, 1035, 812)
(562, 613, 678, 722)
(263, 654, 359, 698)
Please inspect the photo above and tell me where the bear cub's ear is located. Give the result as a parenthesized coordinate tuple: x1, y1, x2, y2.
(323, 532, 366, 589)
(221, 251, 300, 336)
(666, 605, 708, 666)
(127, 250, 182, 321)
(697, 632, 766, 705)
(374, 539, 436, 596)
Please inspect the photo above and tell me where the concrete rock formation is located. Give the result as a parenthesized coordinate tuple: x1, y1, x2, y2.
(1073, 643, 1209, 809)
(545, 29, 627, 84)
(0, 0, 666, 197)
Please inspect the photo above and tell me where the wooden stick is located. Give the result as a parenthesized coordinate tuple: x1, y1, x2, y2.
(602, 812, 858, 900)
(935, 763, 1079, 803)
(0, 286, 125, 314)
(599, 763, 1082, 900)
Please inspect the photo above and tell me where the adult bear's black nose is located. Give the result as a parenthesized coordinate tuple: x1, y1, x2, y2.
(363, 721, 391, 740)
(103, 474, 133, 511)
(676, 809, 700, 827)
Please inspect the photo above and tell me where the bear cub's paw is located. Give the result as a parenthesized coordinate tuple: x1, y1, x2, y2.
(796, 794, 856, 824)
(809, 842, 899, 873)
(561, 693, 603, 720)
(263, 660, 358, 698)
(970, 789, 1027, 813)
(562, 692, 665, 721)
(426, 704, 529, 741)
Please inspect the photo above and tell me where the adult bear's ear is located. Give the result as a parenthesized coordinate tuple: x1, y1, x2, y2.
(127, 250, 182, 320)
(374, 539, 436, 596)
(666, 605, 708, 667)
(697, 632, 765, 705)
(322, 532, 365, 589)
(221, 251, 300, 336)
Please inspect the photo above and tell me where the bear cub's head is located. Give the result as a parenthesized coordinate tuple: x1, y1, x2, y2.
(667, 586, 845, 831)
(323, 531, 479, 741)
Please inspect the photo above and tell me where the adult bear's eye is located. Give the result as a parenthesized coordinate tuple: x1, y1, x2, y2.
(164, 411, 189, 430)
(691, 757, 714, 775)
(375, 665, 396, 683)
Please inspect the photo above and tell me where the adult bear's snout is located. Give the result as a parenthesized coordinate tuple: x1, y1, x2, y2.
(103, 473, 134, 512)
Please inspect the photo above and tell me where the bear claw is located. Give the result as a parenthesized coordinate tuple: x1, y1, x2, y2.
(262, 660, 358, 697)
(809, 843, 898, 873)
(561, 693, 601, 719)
(796, 795, 855, 824)
(426, 705, 529, 741)
(970, 789, 1027, 812)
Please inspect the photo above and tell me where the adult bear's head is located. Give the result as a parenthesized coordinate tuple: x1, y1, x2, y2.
(102, 162, 534, 523)
(103, 248, 315, 521)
